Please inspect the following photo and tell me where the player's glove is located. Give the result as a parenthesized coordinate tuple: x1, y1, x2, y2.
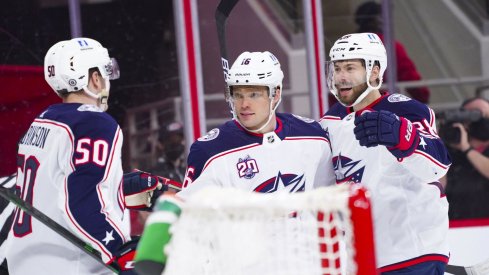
(110, 236, 139, 275)
(354, 110, 419, 159)
(123, 170, 168, 211)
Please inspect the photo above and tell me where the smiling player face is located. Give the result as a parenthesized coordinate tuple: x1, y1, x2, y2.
(332, 60, 370, 106)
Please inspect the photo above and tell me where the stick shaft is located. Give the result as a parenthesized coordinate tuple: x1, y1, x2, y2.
(0, 186, 119, 273)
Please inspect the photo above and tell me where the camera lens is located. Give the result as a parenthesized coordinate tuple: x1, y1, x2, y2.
(439, 125, 461, 144)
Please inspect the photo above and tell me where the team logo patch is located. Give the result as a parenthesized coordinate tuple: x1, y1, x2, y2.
(292, 114, 315, 123)
(387, 93, 411, 103)
(237, 155, 259, 179)
(254, 172, 305, 193)
(198, 128, 220, 141)
(332, 153, 365, 184)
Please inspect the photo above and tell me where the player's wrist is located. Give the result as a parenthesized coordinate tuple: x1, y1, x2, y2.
(123, 170, 167, 210)
(395, 117, 418, 151)
(462, 146, 474, 156)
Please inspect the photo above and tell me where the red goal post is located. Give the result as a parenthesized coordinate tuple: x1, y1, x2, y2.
(160, 184, 377, 275)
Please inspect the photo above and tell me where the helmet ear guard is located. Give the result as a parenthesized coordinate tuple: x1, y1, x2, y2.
(327, 33, 387, 107)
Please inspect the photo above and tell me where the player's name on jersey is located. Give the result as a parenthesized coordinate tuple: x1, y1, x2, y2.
(18, 125, 51, 149)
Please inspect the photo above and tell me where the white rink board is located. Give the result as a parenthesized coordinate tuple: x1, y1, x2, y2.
(447, 225, 489, 266)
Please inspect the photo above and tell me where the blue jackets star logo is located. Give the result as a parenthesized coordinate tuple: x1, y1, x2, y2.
(102, 230, 115, 245)
(332, 153, 365, 184)
(253, 172, 305, 193)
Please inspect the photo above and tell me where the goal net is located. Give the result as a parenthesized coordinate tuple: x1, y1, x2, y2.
(162, 184, 376, 275)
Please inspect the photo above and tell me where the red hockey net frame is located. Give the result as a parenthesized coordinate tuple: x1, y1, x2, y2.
(317, 184, 377, 275)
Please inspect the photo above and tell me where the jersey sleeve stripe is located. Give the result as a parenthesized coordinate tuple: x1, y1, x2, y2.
(94, 126, 127, 242)
(202, 143, 261, 171)
(319, 115, 342, 121)
(413, 150, 450, 169)
(95, 183, 128, 243)
(63, 178, 113, 261)
(284, 136, 330, 143)
(428, 108, 436, 128)
(117, 179, 125, 212)
(100, 127, 122, 183)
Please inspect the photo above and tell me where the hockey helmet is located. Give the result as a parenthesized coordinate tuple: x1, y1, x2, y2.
(225, 51, 284, 132)
(226, 51, 284, 100)
(44, 38, 120, 97)
(327, 32, 387, 107)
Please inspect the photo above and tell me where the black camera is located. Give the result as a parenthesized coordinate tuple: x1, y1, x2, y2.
(438, 110, 482, 144)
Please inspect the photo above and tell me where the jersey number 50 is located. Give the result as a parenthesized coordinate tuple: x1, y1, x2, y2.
(13, 154, 40, 237)
(75, 138, 109, 166)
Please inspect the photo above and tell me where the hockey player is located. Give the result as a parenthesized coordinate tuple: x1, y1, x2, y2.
(134, 51, 336, 275)
(7, 38, 166, 275)
(178, 51, 335, 197)
(320, 33, 451, 274)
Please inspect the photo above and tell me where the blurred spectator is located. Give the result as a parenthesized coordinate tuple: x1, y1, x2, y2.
(130, 121, 186, 235)
(150, 121, 186, 182)
(327, 1, 431, 106)
(440, 97, 489, 220)
(476, 85, 489, 99)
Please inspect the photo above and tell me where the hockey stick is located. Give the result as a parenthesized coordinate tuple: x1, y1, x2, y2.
(0, 186, 119, 274)
(0, 175, 15, 188)
(215, 0, 240, 86)
(446, 259, 489, 275)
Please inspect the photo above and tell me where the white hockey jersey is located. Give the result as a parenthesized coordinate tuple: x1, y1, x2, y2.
(178, 113, 335, 199)
(320, 94, 451, 271)
(7, 103, 130, 275)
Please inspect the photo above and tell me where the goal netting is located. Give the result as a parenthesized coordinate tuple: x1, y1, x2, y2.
(162, 184, 376, 275)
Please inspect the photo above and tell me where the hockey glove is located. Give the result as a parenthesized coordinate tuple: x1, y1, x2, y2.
(110, 236, 139, 275)
(354, 110, 419, 159)
(123, 170, 168, 211)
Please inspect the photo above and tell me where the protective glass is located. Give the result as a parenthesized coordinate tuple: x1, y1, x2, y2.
(106, 58, 120, 80)
(325, 61, 368, 95)
(230, 88, 268, 101)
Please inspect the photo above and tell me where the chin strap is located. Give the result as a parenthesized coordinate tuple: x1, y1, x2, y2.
(350, 84, 376, 107)
(82, 79, 110, 111)
(333, 65, 384, 108)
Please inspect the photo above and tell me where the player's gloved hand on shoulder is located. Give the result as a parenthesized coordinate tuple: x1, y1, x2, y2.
(110, 236, 139, 275)
(354, 110, 419, 159)
(123, 170, 168, 211)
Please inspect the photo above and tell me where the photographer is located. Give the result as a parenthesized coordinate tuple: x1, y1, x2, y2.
(439, 97, 489, 220)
